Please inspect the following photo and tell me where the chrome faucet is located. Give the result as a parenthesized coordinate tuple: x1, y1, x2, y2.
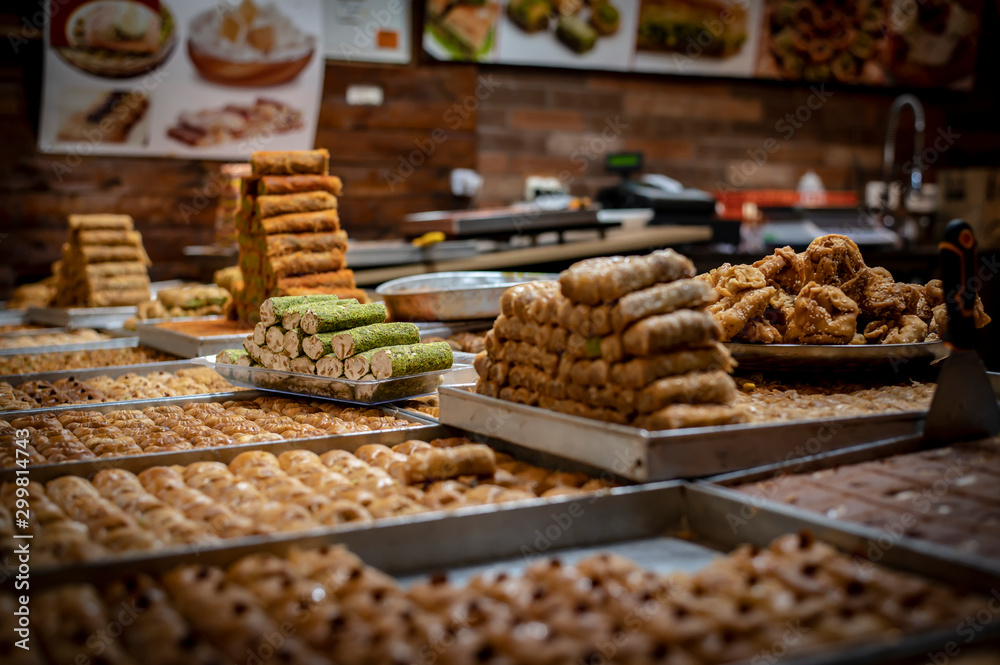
(882, 94, 926, 200)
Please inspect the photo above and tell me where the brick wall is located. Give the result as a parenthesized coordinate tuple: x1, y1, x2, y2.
(2, 2, 999, 297)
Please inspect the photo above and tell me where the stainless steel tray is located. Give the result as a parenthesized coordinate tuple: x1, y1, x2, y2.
(0, 334, 139, 356)
(1, 390, 438, 483)
(28, 305, 138, 328)
(0, 359, 223, 386)
(203, 358, 478, 405)
(0, 307, 27, 325)
(0, 326, 65, 338)
(377, 271, 558, 321)
(416, 319, 493, 340)
(439, 386, 928, 482)
(725, 341, 948, 371)
(136, 322, 251, 358)
(26, 482, 1000, 665)
(403, 207, 605, 238)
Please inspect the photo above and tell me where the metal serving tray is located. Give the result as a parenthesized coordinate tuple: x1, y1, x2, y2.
(403, 207, 605, 238)
(0, 359, 224, 386)
(0, 326, 65, 338)
(725, 341, 948, 371)
(22, 483, 1000, 665)
(28, 305, 138, 328)
(136, 322, 252, 358)
(204, 359, 479, 405)
(377, 271, 558, 321)
(0, 334, 139, 356)
(438, 386, 931, 482)
(0, 390, 438, 484)
(0, 307, 27, 325)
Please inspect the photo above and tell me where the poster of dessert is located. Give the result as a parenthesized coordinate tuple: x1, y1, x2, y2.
(38, 0, 325, 159)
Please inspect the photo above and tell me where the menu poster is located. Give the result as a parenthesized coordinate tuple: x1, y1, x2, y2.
(39, 0, 326, 159)
(423, 0, 983, 90)
(324, 0, 412, 64)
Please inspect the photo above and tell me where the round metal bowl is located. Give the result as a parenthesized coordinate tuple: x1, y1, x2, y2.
(376, 271, 558, 322)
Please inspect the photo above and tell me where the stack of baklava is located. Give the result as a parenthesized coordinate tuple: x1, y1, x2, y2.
(475, 249, 744, 429)
(234, 149, 366, 323)
(51, 214, 152, 307)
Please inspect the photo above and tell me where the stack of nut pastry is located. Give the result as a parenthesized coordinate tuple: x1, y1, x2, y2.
(702, 234, 992, 345)
(234, 149, 367, 323)
(2, 534, 984, 665)
(0, 396, 417, 467)
(0, 367, 233, 412)
(0, 438, 613, 566)
(51, 214, 152, 307)
(475, 249, 743, 429)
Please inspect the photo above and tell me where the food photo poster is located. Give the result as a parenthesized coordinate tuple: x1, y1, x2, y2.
(423, 0, 983, 90)
(38, 0, 326, 159)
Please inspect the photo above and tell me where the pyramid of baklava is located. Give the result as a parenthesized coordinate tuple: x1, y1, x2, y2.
(51, 214, 152, 307)
(233, 149, 366, 323)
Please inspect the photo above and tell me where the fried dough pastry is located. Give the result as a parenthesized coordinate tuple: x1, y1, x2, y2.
(708, 285, 776, 341)
(860, 267, 919, 319)
(785, 282, 860, 344)
(864, 315, 928, 344)
(928, 299, 992, 340)
(699, 263, 767, 296)
(753, 245, 806, 293)
(736, 316, 783, 343)
(803, 234, 868, 301)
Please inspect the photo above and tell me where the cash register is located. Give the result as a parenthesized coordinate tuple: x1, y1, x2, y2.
(596, 152, 739, 244)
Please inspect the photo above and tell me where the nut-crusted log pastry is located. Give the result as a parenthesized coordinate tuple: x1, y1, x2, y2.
(634, 370, 737, 413)
(253, 321, 268, 345)
(610, 278, 717, 332)
(257, 191, 338, 219)
(282, 298, 358, 330)
(331, 322, 421, 359)
(559, 248, 696, 305)
(785, 282, 860, 344)
(265, 230, 348, 258)
(250, 149, 329, 176)
(753, 245, 806, 293)
(708, 285, 777, 341)
(803, 234, 868, 301)
(259, 174, 343, 196)
(260, 209, 341, 235)
(370, 342, 453, 379)
(859, 267, 919, 319)
(621, 309, 721, 356)
(500, 280, 563, 321)
(316, 355, 344, 377)
(635, 403, 744, 430)
(290, 357, 316, 374)
(265, 324, 286, 352)
(282, 328, 307, 357)
(301, 302, 386, 335)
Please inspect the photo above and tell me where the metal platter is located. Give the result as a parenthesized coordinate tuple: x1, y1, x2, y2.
(27, 305, 138, 329)
(204, 358, 478, 405)
(20, 482, 1000, 665)
(376, 271, 558, 321)
(439, 386, 930, 482)
(0, 359, 227, 386)
(0, 307, 27, 325)
(136, 321, 252, 358)
(0, 334, 139, 356)
(724, 341, 948, 371)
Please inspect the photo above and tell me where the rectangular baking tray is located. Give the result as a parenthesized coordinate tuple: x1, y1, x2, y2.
(27, 305, 138, 328)
(0, 359, 224, 386)
(725, 341, 948, 371)
(24, 482, 1000, 665)
(136, 321, 252, 358)
(0, 307, 27, 325)
(438, 386, 935, 482)
(0, 333, 139, 356)
(0, 326, 65, 338)
(0, 390, 441, 484)
(202, 358, 479, 405)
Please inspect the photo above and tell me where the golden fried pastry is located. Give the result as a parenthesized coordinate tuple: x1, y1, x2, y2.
(753, 245, 806, 293)
(859, 267, 919, 319)
(864, 314, 929, 344)
(708, 285, 776, 341)
(802, 234, 868, 301)
(785, 282, 859, 344)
